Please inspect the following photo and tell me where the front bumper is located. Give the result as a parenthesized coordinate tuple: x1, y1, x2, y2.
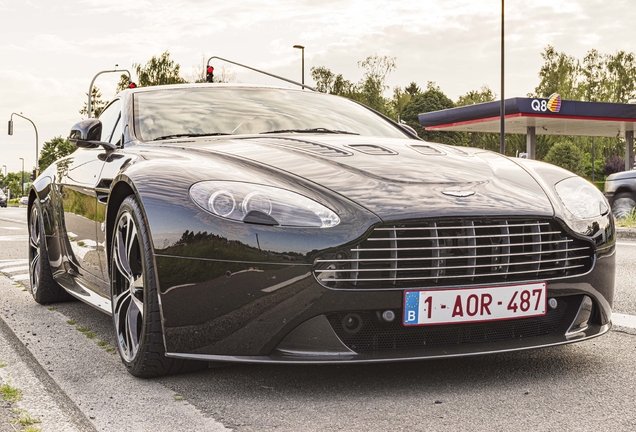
(155, 241, 615, 363)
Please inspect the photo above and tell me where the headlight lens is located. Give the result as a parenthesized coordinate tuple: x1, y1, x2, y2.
(190, 181, 341, 228)
(555, 177, 609, 219)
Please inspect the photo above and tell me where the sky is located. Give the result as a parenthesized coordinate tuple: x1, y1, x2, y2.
(0, 0, 634, 173)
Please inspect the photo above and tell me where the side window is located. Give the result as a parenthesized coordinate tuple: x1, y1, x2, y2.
(98, 99, 122, 143)
(110, 115, 123, 145)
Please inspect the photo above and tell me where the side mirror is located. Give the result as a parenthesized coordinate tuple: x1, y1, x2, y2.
(399, 122, 419, 137)
(69, 119, 116, 151)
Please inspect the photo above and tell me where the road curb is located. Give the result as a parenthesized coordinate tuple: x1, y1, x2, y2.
(0, 276, 228, 432)
(616, 227, 636, 240)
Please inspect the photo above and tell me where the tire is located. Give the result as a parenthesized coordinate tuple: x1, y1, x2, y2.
(28, 203, 73, 304)
(611, 193, 636, 219)
(111, 196, 205, 377)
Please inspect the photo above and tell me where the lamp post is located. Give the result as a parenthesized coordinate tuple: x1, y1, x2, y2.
(88, 66, 132, 118)
(8, 113, 38, 175)
(499, 0, 505, 155)
(19, 158, 24, 196)
(1, 165, 5, 176)
(293, 45, 305, 89)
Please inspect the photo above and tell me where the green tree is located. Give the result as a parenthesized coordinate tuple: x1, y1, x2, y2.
(356, 54, 396, 115)
(1, 171, 27, 198)
(401, 82, 463, 145)
(310, 54, 396, 116)
(39, 136, 77, 172)
(543, 141, 585, 176)
(389, 86, 412, 122)
(310, 66, 358, 97)
(532, 45, 580, 99)
(404, 82, 421, 97)
(455, 86, 499, 150)
(116, 51, 187, 91)
(79, 86, 108, 118)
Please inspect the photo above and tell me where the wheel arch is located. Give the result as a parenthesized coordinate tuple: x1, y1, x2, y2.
(612, 186, 636, 200)
(105, 178, 137, 275)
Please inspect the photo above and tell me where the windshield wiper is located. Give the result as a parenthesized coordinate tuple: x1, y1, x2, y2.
(153, 133, 231, 141)
(260, 128, 359, 135)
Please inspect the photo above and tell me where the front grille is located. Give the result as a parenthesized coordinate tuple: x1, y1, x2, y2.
(327, 297, 570, 352)
(314, 219, 594, 289)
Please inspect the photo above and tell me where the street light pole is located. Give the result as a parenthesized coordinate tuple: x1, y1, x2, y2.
(88, 67, 132, 118)
(1, 165, 6, 176)
(8, 113, 39, 175)
(293, 45, 305, 89)
(499, 0, 505, 155)
(19, 158, 24, 196)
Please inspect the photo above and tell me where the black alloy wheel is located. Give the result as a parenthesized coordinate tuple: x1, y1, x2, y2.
(111, 196, 204, 377)
(28, 201, 72, 304)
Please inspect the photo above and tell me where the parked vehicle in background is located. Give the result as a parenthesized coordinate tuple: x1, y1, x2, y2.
(604, 171, 636, 218)
(0, 190, 6, 207)
(19, 196, 29, 206)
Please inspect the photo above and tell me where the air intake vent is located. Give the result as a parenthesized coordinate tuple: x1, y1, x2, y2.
(410, 144, 444, 155)
(347, 144, 397, 155)
(314, 219, 594, 290)
(258, 137, 352, 157)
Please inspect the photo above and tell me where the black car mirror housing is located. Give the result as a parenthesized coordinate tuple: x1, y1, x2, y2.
(69, 119, 116, 151)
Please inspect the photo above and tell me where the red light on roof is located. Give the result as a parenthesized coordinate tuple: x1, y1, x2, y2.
(207, 66, 214, 73)
(128, 82, 137, 89)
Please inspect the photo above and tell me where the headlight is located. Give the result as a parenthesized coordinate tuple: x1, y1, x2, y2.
(555, 177, 608, 219)
(554, 177, 609, 235)
(189, 181, 341, 228)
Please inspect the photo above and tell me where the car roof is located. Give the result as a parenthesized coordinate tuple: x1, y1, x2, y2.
(120, 83, 311, 96)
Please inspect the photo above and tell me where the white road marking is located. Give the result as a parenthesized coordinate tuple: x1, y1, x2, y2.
(1, 266, 29, 272)
(0, 259, 28, 267)
(0, 235, 28, 241)
(617, 242, 636, 246)
(0, 226, 24, 230)
(612, 313, 636, 329)
(262, 272, 311, 293)
(10, 274, 30, 281)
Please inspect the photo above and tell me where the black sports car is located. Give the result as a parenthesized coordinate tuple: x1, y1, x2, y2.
(27, 84, 615, 377)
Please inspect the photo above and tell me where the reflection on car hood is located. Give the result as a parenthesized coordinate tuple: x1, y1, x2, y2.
(162, 135, 554, 221)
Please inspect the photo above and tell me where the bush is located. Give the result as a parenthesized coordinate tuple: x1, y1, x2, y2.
(603, 154, 625, 176)
(543, 141, 585, 176)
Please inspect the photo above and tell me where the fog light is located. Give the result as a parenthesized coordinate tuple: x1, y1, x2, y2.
(548, 298, 558, 309)
(342, 313, 363, 334)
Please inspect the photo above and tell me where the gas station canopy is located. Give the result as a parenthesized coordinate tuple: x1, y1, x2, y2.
(418, 96, 636, 167)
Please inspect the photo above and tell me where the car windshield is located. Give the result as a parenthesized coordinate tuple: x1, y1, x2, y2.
(133, 87, 408, 141)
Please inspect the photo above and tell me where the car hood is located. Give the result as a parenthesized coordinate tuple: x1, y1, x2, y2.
(159, 135, 554, 221)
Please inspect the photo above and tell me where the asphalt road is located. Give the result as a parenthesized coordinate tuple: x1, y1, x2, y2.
(1, 206, 636, 432)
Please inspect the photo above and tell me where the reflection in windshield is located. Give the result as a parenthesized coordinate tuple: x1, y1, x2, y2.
(133, 87, 408, 141)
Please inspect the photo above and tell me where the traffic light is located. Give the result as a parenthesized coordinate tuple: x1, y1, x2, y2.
(30, 169, 36, 181)
(205, 66, 214, 83)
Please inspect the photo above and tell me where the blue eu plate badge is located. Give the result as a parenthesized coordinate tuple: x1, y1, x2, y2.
(404, 292, 419, 324)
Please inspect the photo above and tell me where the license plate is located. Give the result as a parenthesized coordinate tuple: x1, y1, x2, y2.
(403, 282, 547, 326)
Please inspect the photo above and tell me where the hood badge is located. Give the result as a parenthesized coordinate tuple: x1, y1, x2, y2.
(442, 190, 475, 198)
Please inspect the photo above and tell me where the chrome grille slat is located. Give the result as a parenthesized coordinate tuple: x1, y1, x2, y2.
(365, 231, 562, 241)
(353, 239, 575, 252)
(313, 219, 594, 290)
(315, 247, 590, 263)
(373, 223, 551, 231)
(314, 256, 590, 273)
(319, 264, 586, 282)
